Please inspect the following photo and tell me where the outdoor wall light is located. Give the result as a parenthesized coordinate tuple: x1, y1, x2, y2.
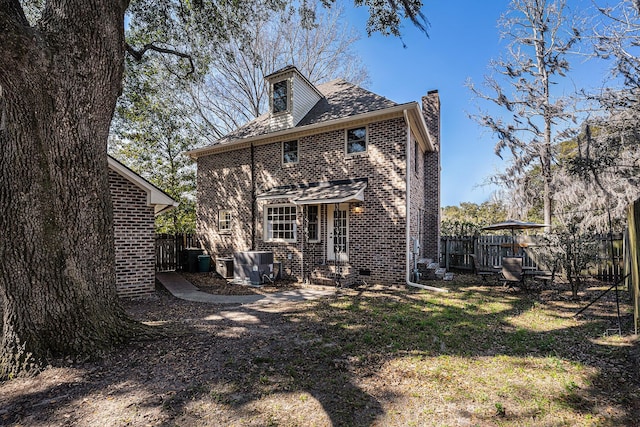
(353, 205, 364, 214)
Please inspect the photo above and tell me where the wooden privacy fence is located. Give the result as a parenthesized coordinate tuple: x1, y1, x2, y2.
(589, 234, 624, 283)
(155, 233, 199, 271)
(442, 235, 538, 271)
(441, 234, 624, 282)
(627, 199, 640, 335)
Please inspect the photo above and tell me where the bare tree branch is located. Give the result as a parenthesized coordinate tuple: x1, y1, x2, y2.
(553, 0, 640, 231)
(125, 42, 195, 76)
(177, 3, 369, 138)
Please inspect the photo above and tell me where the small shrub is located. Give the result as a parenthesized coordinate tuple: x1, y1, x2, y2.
(538, 226, 600, 298)
(495, 402, 506, 417)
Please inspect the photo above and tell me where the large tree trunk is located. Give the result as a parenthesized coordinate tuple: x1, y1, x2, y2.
(0, 1, 136, 377)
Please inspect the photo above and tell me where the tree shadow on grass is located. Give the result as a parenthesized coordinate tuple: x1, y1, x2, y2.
(0, 291, 387, 426)
(0, 277, 638, 426)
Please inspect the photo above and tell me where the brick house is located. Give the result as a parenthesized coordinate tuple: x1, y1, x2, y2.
(108, 156, 178, 297)
(188, 66, 440, 286)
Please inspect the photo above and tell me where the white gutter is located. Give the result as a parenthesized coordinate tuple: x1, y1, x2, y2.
(403, 110, 448, 293)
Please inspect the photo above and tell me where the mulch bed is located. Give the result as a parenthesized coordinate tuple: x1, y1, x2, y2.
(179, 271, 304, 295)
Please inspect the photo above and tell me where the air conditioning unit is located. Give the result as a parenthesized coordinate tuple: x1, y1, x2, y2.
(233, 251, 275, 285)
(215, 257, 234, 279)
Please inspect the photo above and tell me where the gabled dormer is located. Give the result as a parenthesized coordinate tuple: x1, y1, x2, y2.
(265, 65, 324, 132)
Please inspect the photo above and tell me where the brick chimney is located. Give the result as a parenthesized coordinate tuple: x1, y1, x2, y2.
(422, 90, 440, 149)
(421, 90, 441, 262)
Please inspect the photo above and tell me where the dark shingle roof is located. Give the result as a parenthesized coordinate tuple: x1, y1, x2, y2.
(257, 178, 368, 205)
(217, 114, 271, 143)
(298, 79, 398, 126)
(264, 65, 298, 79)
(215, 79, 398, 145)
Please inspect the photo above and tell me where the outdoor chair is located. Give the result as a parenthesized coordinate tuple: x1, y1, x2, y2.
(470, 254, 498, 281)
(500, 257, 525, 289)
(533, 258, 559, 286)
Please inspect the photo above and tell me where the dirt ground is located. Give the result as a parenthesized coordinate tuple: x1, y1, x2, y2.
(0, 273, 638, 426)
(179, 271, 303, 295)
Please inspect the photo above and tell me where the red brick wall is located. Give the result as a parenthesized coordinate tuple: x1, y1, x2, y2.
(109, 170, 156, 297)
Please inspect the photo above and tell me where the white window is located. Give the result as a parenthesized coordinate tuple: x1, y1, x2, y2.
(218, 210, 231, 233)
(282, 140, 298, 164)
(305, 205, 320, 242)
(265, 205, 297, 242)
(346, 126, 367, 155)
(272, 80, 288, 114)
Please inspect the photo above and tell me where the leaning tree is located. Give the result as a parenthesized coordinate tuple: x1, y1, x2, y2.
(0, 0, 427, 378)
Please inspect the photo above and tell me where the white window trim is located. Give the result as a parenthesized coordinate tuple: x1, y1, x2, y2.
(327, 203, 349, 262)
(306, 204, 321, 243)
(218, 209, 232, 234)
(345, 125, 368, 157)
(271, 79, 290, 115)
(264, 203, 297, 243)
(282, 140, 299, 165)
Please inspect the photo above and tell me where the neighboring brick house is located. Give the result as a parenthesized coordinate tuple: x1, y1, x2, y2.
(108, 156, 178, 297)
(188, 66, 440, 286)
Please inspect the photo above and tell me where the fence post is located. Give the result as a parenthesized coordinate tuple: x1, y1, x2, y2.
(444, 238, 449, 270)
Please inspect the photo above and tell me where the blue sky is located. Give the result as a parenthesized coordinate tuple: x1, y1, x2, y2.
(344, 0, 609, 207)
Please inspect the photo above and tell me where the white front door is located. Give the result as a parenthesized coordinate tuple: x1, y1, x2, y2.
(327, 203, 348, 262)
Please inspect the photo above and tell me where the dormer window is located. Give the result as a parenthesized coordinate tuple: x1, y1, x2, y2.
(272, 80, 289, 114)
(264, 66, 322, 131)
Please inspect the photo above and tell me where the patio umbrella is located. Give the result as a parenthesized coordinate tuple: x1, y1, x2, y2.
(482, 219, 549, 255)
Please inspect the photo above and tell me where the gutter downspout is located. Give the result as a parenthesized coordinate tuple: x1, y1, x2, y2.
(251, 142, 256, 250)
(403, 110, 448, 293)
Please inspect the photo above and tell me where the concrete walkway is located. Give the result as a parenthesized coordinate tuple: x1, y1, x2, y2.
(156, 272, 335, 305)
